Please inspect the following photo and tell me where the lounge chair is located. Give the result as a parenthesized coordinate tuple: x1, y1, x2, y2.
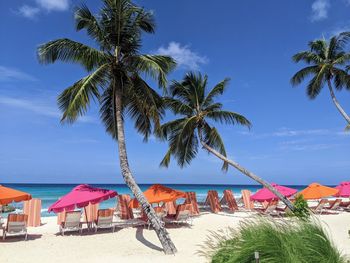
(204, 190, 222, 213)
(94, 209, 115, 233)
(323, 199, 342, 214)
(185, 192, 200, 215)
(220, 190, 238, 212)
(164, 204, 193, 226)
(116, 194, 134, 220)
(241, 190, 254, 210)
(2, 214, 28, 240)
(59, 210, 82, 236)
(255, 200, 279, 216)
(162, 201, 177, 216)
(309, 199, 328, 214)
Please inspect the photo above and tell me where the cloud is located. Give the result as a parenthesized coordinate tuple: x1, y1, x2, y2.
(17, 0, 69, 19)
(239, 128, 331, 139)
(0, 66, 37, 82)
(0, 96, 96, 124)
(18, 5, 40, 19)
(155, 42, 208, 70)
(310, 0, 330, 22)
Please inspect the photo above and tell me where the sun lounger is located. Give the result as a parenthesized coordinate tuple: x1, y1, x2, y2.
(94, 209, 115, 233)
(2, 214, 28, 240)
(220, 190, 238, 212)
(162, 201, 177, 216)
(185, 192, 200, 215)
(59, 210, 82, 236)
(310, 199, 328, 214)
(255, 200, 279, 215)
(325, 199, 342, 211)
(116, 194, 134, 220)
(164, 204, 193, 226)
(204, 190, 222, 213)
(241, 190, 255, 210)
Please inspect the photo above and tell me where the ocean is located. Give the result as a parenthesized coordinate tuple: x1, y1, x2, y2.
(2, 183, 308, 217)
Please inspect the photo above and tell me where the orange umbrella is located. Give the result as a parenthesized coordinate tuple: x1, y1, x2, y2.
(299, 183, 338, 200)
(0, 185, 32, 205)
(129, 184, 186, 208)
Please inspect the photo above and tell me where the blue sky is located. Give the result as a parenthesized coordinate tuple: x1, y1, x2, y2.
(1, 0, 350, 185)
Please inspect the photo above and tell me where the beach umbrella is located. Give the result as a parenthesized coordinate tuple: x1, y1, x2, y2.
(299, 183, 338, 200)
(129, 184, 186, 208)
(335, 181, 350, 197)
(0, 185, 32, 205)
(48, 184, 117, 213)
(251, 183, 297, 202)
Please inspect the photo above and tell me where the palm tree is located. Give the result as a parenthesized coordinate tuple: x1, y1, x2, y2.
(291, 32, 350, 126)
(160, 72, 295, 211)
(37, 0, 177, 254)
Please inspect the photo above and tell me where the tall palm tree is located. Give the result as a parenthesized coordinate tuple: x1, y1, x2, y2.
(37, 0, 177, 254)
(291, 32, 350, 126)
(160, 72, 295, 211)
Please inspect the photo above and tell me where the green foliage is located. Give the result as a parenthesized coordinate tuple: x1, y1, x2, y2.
(200, 219, 347, 263)
(289, 194, 310, 220)
(37, 0, 176, 140)
(291, 32, 350, 99)
(160, 72, 251, 171)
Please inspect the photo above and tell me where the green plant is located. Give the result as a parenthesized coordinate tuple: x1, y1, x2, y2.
(200, 219, 347, 263)
(289, 194, 310, 220)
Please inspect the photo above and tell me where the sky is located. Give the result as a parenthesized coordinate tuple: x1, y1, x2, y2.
(0, 0, 350, 185)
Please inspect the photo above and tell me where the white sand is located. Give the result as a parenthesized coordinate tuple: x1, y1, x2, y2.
(0, 212, 349, 263)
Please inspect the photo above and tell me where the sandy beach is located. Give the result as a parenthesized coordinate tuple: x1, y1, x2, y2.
(1, 211, 349, 263)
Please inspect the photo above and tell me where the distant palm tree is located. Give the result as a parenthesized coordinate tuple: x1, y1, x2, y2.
(291, 32, 350, 126)
(37, 0, 177, 254)
(160, 72, 295, 211)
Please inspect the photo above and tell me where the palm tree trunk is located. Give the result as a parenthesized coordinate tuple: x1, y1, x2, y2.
(327, 80, 350, 124)
(198, 136, 295, 211)
(114, 88, 177, 255)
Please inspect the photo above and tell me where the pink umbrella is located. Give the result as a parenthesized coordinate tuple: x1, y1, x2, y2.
(335, 181, 350, 197)
(251, 183, 297, 202)
(48, 184, 117, 213)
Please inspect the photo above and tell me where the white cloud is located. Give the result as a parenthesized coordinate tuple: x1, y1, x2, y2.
(18, 5, 40, 19)
(0, 66, 37, 82)
(17, 0, 69, 19)
(155, 42, 208, 70)
(311, 0, 330, 22)
(0, 96, 96, 124)
(36, 0, 69, 12)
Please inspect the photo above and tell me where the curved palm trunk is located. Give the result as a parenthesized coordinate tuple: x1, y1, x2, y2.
(327, 80, 350, 124)
(198, 139, 295, 211)
(115, 89, 177, 255)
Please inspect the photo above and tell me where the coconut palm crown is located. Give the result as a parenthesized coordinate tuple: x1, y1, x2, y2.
(291, 32, 350, 125)
(160, 72, 251, 171)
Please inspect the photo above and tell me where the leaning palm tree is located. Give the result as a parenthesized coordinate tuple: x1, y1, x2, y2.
(291, 32, 350, 126)
(160, 72, 295, 211)
(37, 0, 177, 254)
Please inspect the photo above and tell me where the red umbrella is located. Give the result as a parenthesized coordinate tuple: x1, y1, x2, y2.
(48, 184, 117, 213)
(335, 181, 350, 197)
(251, 183, 297, 202)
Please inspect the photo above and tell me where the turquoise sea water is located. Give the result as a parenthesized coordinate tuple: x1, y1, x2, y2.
(2, 184, 308, 217)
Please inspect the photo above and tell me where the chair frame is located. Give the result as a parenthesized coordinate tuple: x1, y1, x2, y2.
(59, 210, 83, 236)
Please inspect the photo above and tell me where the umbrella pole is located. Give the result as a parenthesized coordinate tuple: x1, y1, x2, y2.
(84, 206, 89, 231)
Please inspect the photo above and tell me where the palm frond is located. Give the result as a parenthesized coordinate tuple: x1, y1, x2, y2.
(306, 65, 327, 99)
(202, 78, 230, 107)
(290, 66, 319, 86)
(206, 110, 251, 128)
(59, 64, 109, 123)
(38, 39, 109, 71)
(292, 51, 322, 64)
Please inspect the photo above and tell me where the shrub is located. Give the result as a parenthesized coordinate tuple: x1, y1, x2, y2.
(200, 219, 347, 263)
(289, 194, 310, 220)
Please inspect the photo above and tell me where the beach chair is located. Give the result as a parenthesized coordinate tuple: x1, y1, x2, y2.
(23, 198, 41, 227)
(241, 190, 254, 210)
(94, 209, 115, 233)
(324, 199, 342, 214)
(256, 200, 279, 215)
(220, 190, 238, 212)
(164, 204, 193, 226)
(116, 194, 134, 220)
(2, 214, 28, 240)
(162, 201, 177, 216)
(185, 192, 200, 215)
(59, 210, 82, 236)
(310, 199, 328, 214)
(204, 190, 222, 213)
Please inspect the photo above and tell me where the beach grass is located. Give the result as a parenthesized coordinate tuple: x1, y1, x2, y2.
(200, 218, 347, 263)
